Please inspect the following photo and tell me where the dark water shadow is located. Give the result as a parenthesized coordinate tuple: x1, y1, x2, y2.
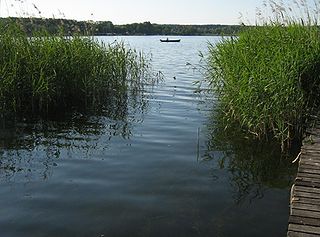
(0, 87, 150, 182)
(190, 105, 300, 236)
(201, 108, 299, 204)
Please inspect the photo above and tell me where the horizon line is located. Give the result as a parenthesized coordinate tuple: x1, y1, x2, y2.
(0, 16, 243, 26)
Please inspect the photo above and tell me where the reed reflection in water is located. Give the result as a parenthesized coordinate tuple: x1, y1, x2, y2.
(0, 84, 149, 182)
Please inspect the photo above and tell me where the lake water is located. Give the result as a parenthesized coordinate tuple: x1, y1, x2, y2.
(0, 36, 297, 237)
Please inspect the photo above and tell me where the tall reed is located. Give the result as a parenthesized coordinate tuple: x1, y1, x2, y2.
(207, 0, 320, 147)
(0, 20, 149, 116)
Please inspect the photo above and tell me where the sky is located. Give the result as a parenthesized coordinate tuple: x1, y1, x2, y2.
(0, 0, 316, 25)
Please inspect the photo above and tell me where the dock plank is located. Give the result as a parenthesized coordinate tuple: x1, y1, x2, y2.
(300, 164, 320, 171)
(291, 209, 320, 219)
(289, 216, 320, 227)
(297, 173, 320, 179)
(299, 168, 320, 175)
(299, 161, 320, 167)
(291, 203, 320, 212)
(295, 177, 320, 184)
(293, 191, 320, 200)
(294, 186, 320, 194)
(295, 180, 320, 188)
(292, 197, 320, 205)
(288, 231, 320, 237)
(288, 224, 320, 235)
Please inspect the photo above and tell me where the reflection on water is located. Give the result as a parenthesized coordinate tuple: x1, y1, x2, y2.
(203, 109, 298, 204)
(0, 85, 149, 182)
(0, 36, 296, 237)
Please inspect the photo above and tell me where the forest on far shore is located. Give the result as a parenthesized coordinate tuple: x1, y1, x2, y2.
(0, 17, 243, 36)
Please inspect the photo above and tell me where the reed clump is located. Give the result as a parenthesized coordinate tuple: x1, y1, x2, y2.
(0, 21, 149, 116)
(207, 0, 320, 147)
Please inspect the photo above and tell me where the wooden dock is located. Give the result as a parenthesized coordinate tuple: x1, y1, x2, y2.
(288, 128, 320, 237)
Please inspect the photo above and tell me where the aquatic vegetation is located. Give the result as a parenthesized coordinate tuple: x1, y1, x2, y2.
(0, 21, 150, 116)
(203, 109, 298, 203)
(207, 0, 320, 147)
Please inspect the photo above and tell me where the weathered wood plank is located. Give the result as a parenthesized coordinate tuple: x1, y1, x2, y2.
(292, 197, 320, 206)
(301, 152, 320, 156)
(299, 168, 320, 175)
(297, 172, 320, 180)
(302, 146, 320, 149)
(301, 151, 320, 155)
(288, 224, 320, 235)
(299, 161, 320, 167)
(293, 190, 320, 200)
(301, 146, 320, 154)
(300, 160, 320, 165)
(301, 152, 318, 156)
(300, 157, 320, 163)
(301, 152, 320, 158)
(291, 203, 320, 212)
(300, 164, 320, 171)
(292, 209, 320, 219)
(300, 156, 320, 162)
(288, 231, 320, 237)
(295, 177, 320, 184)
(300, 162, 320, 166)
(302, 144, 320, 149)
(294, 186, 320, 194)
(289, 216, 320, 227)
(301, 156, 320, 160)
(297, 170, 320, 179)
(295, 180, 320, 188)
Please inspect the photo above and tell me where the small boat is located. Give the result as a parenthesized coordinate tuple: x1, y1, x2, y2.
(160, 38, 181, 43)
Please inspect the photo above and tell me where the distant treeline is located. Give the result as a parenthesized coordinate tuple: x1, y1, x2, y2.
(0, 17, 243, 36)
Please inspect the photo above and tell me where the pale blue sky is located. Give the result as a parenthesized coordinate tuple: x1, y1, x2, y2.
(0, 0, 317, 25)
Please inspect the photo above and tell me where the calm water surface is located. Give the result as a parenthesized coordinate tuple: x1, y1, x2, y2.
(0, 36, 296, 237)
